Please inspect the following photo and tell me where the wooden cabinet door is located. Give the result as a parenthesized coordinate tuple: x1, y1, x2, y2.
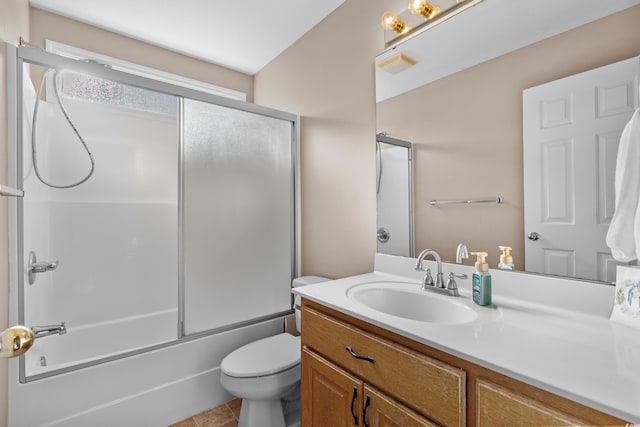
(476, 380, 589, 426)
(363, 385, 439, 427)
(303, 306, 466, 426)
(302, 348, 363, 427)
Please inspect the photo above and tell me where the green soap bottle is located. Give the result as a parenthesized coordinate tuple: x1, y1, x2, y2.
(471, 252, 492, 306)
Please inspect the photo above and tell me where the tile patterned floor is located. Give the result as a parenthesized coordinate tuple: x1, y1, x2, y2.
(170, 398, 241, 427)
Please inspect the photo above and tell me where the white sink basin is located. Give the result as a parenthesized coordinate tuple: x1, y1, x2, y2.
(346, 281, 478, 325)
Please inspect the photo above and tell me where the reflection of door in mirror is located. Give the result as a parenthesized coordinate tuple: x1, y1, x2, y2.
(376, 134, 414, 257)
(523, 56, 640, 282)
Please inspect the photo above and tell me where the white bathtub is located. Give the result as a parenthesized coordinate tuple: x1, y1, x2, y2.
(25, 308, 178, 377)
(10, 318, 284, 426)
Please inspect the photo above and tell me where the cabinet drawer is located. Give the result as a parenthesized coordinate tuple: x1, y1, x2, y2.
(476, 380, 589, 426)
(302, 306, 465, 427)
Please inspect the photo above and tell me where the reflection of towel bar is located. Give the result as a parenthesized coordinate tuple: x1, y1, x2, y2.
(0, 185, 24, 198)
(430, 196, 504, 206)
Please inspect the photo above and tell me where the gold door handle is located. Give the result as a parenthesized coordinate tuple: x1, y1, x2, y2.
(0, 326, 35, 358)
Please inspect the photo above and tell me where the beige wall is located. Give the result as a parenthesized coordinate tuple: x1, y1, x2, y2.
(377, 6, 640, 269)
(29, 8, 254, 101)
(254, 0, 388, 279)
(1, 2, 30, 424)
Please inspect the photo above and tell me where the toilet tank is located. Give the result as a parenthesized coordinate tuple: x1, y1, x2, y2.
(293, 276, 330, 332)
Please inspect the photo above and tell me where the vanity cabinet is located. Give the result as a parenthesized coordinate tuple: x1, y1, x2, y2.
(302, 303, 465, 426)
(300, 299, 628, 427)
(475, 380, 588, 426)
(302, 348, 435, 426)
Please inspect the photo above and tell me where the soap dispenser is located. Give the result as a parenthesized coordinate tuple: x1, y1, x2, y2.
(498, 246, 515, 270)
(471, 252, 491, 306)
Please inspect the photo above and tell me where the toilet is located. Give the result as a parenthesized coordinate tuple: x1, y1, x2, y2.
(220, 276, 329, 427)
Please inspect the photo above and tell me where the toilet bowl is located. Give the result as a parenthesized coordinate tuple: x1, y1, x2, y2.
(220, 276, 329, 427)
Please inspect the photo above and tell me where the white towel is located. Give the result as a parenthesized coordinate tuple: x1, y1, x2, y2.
(606, 107, 640, 262)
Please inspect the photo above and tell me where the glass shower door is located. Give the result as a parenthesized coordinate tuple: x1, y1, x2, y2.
(14, 49, 298, 382)
(21, 67, 179, 378)
(182, 99, 294, 335)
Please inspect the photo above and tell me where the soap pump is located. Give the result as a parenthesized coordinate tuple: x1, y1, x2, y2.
(498, 246, 515, 270)
(471, 252, 491, 306)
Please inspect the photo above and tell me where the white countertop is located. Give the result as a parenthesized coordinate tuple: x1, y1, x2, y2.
(293, 254, 640, 423)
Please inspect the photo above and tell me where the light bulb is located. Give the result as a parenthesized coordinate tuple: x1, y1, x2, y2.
(408, 0, 440, 20)
(380, 11, 410, 34)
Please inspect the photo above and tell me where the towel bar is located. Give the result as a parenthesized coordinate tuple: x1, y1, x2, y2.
(430, 196, 504, 206)
(0, 185, 24, 198)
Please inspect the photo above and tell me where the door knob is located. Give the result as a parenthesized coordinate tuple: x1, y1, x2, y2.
(0, 326, 35, 358)
(527, 232, 540, 241)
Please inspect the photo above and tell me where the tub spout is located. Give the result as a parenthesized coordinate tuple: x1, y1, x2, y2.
(31, 322, 66, 339)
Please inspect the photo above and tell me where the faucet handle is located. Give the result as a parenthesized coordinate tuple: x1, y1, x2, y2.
(446, 272, 461, 297)
(422, 268, 434, 287)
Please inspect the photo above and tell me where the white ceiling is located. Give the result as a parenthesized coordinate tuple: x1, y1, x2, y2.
(29, 0, 346, 75)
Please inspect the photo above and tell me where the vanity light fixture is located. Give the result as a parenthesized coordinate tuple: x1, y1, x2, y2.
(381, 0, 484, 48)
(408, 0, 440, 20)
(381, 11, 411, 34)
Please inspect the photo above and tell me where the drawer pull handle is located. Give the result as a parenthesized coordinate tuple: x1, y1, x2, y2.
(346, 346, 375, 363)
(363, 395, 371, 427)
(350, 386, 359, 425)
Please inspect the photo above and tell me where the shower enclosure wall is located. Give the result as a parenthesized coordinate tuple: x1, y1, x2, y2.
(376, 134, 414, 257)
(7, 44, 299, 426)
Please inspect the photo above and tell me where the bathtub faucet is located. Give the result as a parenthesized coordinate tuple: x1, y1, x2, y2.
(31, 322, 66, 339)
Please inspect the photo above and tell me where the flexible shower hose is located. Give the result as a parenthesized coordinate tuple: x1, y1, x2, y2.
(32, 69, 95, 188)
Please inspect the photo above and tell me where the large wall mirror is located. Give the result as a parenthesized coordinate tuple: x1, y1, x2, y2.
(375, 0, 640, 283)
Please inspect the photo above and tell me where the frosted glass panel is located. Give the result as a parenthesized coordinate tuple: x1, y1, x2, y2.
(183, 100, 294, 334)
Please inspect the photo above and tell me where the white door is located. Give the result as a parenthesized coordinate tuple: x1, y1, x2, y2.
(523, 56, 639, 282)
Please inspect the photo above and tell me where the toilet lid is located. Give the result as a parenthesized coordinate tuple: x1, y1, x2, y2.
(221, 333, 301, 378)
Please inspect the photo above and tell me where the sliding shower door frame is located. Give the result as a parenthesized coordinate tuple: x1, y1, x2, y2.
(7, 43, 301, 382)
(375, 133, 415, 258)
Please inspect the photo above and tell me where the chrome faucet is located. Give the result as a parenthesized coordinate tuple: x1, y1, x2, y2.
(31, 322, 66, 339)
(456, 243, 469, 264)
(415, 248, 445, 289)
(415, 249, 465, 296)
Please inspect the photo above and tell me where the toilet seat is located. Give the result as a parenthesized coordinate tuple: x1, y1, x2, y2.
(221, 333, 300, 378)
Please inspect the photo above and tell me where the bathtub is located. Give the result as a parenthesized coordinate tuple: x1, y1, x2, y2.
(24, 308, 178, 378)
(10, 318, 284, 426)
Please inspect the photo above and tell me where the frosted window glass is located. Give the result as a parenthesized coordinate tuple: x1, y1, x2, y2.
(59, 71, 177, 116)
(183, 100, 294, 334)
